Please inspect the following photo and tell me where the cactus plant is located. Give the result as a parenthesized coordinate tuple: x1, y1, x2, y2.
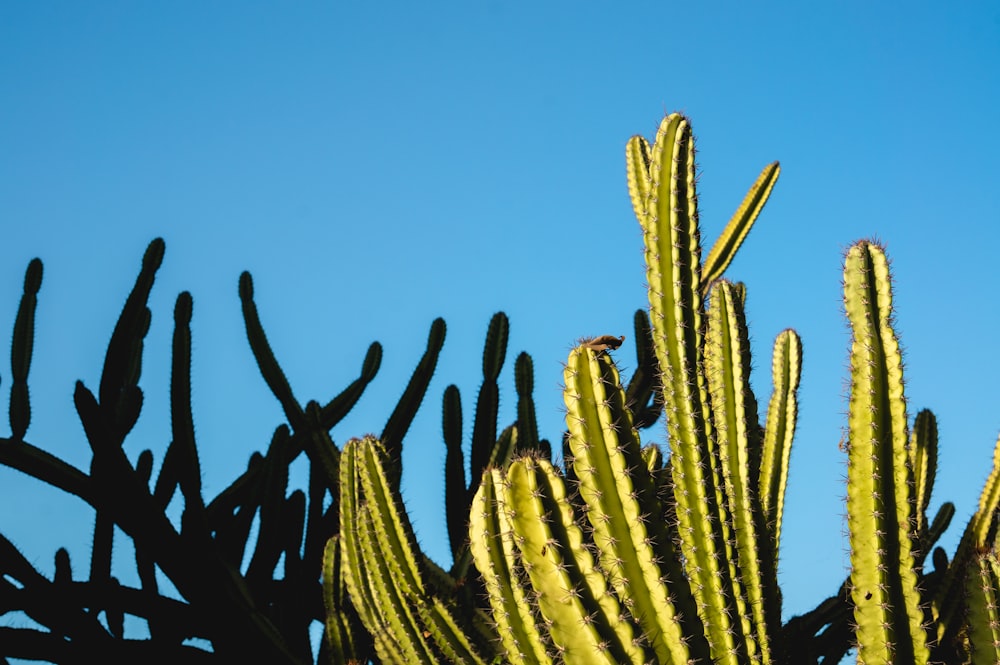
(0, 239, 462, 663)
(463, 114, 1000, 665)
(5, 109, 1000, 665)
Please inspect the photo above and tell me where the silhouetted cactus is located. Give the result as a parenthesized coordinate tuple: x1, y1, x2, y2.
(0, 239, 464, 664)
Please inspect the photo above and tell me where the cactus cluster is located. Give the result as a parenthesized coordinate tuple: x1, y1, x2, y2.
(0, 239, 464, 663)
(2, 111, 1000, 665)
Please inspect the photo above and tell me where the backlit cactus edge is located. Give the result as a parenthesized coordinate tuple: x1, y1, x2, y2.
(2, 113, 999, 664)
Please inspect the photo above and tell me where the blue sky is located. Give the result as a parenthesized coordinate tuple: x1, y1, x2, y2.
(2, 1, 999, 657)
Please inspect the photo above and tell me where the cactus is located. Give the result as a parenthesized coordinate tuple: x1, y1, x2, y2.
(464, 114, 1000, 665)
(0, 239, 460, 663)
(843, 241, 929, 664)
(5, 110, 1000, 665)
(467, 113, 791, 664)
(336, 435, 494, 664)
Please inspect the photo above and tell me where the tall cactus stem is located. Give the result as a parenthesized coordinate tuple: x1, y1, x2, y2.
(843, 240, 928, 665)
(170, 292, 204, 518)
(705, 280, 781, 663)
(99, 238, 163, 412)
(9, 258, 42, 441)
(760, 328, 802, 554)
(934, 432, 1000, 645)
(640, 113, 741, 662)
(443, 384, 467, 561)
(470, 313, 509, 491)
(238, 271, 303, 431)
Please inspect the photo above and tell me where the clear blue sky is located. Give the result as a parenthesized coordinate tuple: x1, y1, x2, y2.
(2, 1, 999, 658)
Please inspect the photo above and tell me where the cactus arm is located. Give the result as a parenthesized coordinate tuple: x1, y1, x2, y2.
(934, 432, 1000, 644)
(246, 427, 292, 589)
(444, 384, 467, 562)
(701, 162, 780, 292)
(909, 409, 938, 543)
(469, 312, 509, 492)
(319, 341, 382, 429)
(625, 134, 652, 225)
(920, 502, 955, 564)
(515, 351, 541, 452)
(506, 456, 648, 664)
(843, 241, 929, 665)
(469, 468, 552, 665)
(238, 271, 304, 433)
(974, 435, 1000, 546)
(99, 238, 163, 414)
(564, 345, 710, 664)
(169, 292, 205, 520)
(9, 258, 42, 441)
(488, 422, 518, 469)
(966, 551, 1000, 665)
(380, 317, 446, 486)
(759, 328, 802, 553)
(705, 281, 781, 663)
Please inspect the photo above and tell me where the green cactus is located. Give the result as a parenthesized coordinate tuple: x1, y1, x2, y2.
(966, 549, 1000, 664)
(7, 109, 1000, 665)
(460, 114, 1000, 665)
(336, 435, 494, 664)
(465, 113, 793, 665)
(843, 241, 929, 665)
